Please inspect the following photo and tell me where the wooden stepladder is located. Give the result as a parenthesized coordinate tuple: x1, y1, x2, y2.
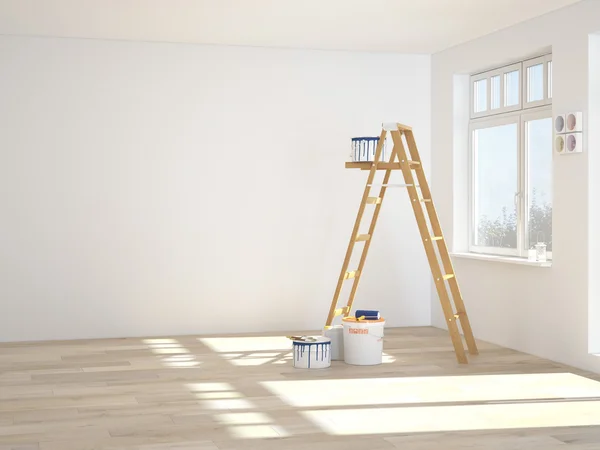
(325, 122, 478, 364)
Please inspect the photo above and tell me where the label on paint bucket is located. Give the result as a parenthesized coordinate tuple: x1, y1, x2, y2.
(349, 328, 369, 335)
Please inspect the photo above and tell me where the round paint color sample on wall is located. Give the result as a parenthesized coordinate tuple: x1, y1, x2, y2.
(566, 112, 582, 132)
(567, 114, 577, 132)
(567, 134, 577, 152)
(554, 115, 565, 133)
(555, 135, 565, 153)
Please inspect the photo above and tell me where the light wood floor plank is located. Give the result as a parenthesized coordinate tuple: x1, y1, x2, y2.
(0, 327, 599, 449)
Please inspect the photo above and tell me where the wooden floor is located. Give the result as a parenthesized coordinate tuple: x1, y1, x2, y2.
(1, 327, 600, 449)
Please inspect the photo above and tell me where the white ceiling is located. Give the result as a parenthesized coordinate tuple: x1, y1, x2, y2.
(0, 0, 583, 53)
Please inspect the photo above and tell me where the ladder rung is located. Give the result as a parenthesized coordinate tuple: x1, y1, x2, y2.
(345, 162, 402, 170)
(431, 236, 443, 241)
(344, 270, 359, 280)
(406, 160, 421, 166)
(368, 183, 414, 188)
(443, 274, 455, 280)
(334, 306, 350, 317)
(355, 234, 371, 242)
(366, 197, 382, 204)
(420, 198, 432, 203)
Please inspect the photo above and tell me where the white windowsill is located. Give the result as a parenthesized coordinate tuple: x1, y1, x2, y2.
(451, 252, 552, 268)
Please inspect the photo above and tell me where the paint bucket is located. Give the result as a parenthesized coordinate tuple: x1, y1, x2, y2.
(292, 336, 331, 369)
(323, 325, 344, 360)
(350, 137, 386, 162)
(342, 317, 385, 365)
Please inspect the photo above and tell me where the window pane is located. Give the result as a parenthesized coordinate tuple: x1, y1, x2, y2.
(491, 75, 501, 109)
(473, 123, 518, 248)
(527, 117, 553, 252)
(474, 79, 487, 113)
(548, 61, 553, 99)
(527, 63, 544, 102)
(504, 70, 519, 107)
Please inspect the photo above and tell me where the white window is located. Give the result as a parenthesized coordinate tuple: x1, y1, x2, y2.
(469, 55, 553, 259)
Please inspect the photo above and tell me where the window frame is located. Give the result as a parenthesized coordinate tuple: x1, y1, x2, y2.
(470, 62, 522, 119)
(468, 54, 553, 259)
(468, 112, 522, 257)
(468, 106, 553, 259)
(522, 54, 553, 109)
(521, 107, 554, 260)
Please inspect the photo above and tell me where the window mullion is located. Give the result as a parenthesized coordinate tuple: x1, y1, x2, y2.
(543, 59, 549, 105)
(487, 75, 492, 115)
(519, 117, 527, 257)
(500, 71, 505, 112)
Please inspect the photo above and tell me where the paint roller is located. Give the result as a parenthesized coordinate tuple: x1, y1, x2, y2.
(355, 310, 380, 320)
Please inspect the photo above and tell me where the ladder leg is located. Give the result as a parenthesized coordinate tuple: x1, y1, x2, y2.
(391, 130, 468, 364)
(403, 131, 478, 356)
(325, 130, 387, 327)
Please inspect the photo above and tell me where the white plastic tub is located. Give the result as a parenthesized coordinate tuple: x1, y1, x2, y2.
(323, 325, 344, 361)
(342, 317, 385, 365)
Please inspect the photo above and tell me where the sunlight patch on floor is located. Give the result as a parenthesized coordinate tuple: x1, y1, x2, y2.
(262, 373, 600, 407)
(228, 425, 288, 439)
(216, 413, 289, 438)
(199, 336, 292, 353)
(202, 399, 254, 410)
(382, 352, 396, 363)
(151, 347, 190, 355)
(184, 384, 288, 439)
(162, 354, 200, 368)
(143, 338, 178, 345)
(199, 335, 295, 366)
(301, 400, 600, 435)
(144, 339, 200, 367)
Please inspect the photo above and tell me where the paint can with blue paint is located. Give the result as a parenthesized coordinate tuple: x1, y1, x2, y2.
(350, 137, 386, 162)
(292, 336, 331, 369)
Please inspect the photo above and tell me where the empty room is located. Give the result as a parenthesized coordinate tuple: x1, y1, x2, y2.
(2, 0, 600, 449)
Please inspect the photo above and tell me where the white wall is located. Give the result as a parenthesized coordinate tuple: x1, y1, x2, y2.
(432, 0, 600, 373)
(588, 32, 600, 356)
(0, 36, 431, 342)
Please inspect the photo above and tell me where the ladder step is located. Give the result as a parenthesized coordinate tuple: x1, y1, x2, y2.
(368, 183, 415, 188)
(355, 234, 371, 242)
(366, 197, 382, 204)
(420, 198, 432, 203)
(344, 270, 359, 280)
(443, 274, 455, 280)
(334, 306, 350, 317)
(345, 162, 403, 170)
(431, 236, 443, 241)
(406, 161, 421, 166)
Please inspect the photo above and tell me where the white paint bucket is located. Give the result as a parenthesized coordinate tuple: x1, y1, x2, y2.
(323, 325, 344, 361)
(292, 336, 331, 369)
(342, 317, 385, 365)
